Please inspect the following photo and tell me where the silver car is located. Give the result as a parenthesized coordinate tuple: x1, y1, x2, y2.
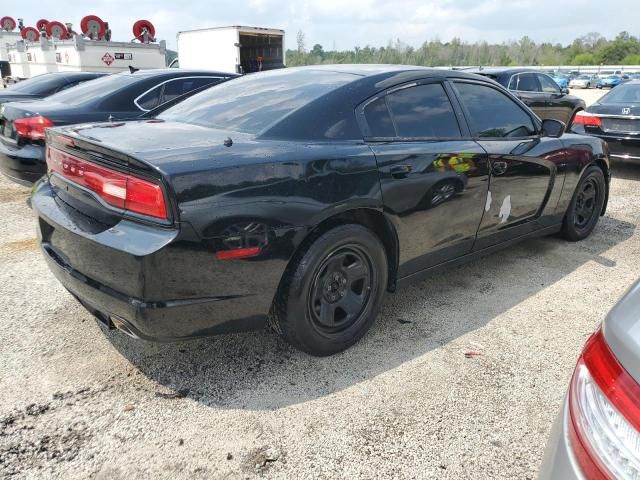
(539, 280, 640, 479)
(569, 74, 598, 89)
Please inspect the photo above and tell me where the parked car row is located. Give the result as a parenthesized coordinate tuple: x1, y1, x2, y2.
(0, 69, 237, 184)
(468, 68, 586, 128)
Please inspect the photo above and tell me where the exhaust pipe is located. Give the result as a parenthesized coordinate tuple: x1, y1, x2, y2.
(110, 315, 139, 339)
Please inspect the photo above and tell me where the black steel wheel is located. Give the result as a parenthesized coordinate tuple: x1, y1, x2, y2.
(561, 165, 606, 241)
(308, 245, 373, 334)
(271, 224, 387, 356)
(573, 177, 598, 229)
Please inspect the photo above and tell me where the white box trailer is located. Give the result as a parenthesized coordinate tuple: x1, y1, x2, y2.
(177, 26, 285, 74)
(6, 35, 167, 81)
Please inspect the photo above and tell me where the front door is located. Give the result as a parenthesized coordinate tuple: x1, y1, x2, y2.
(358, 81, 490, 278)
(451, 80, 562, 249)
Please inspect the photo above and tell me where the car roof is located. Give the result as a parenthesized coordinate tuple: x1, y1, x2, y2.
(465, 67, 538, 76)
(113, 68, 238, 78)
(264, 65, 493, 83)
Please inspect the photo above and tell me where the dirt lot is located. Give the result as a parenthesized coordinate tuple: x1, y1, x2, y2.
(1, 88, 639, 480)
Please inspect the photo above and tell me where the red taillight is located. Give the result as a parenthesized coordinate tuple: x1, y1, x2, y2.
(568, 329, 640, 480)
(215, 246, 261, 261)
(573, 111, 603, 128)
(14, 115, 54, 140)
(47, 146, 167, 219)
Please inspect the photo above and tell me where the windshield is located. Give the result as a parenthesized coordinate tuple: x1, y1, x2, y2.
(7, 73, 70, 95)
(157, 69, 355, 134)
(45, 73, 135, 105)
(600, 84, 640, 104)
(577, 75, 591, 80)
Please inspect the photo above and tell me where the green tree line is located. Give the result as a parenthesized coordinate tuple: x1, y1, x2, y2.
(287, 31, 640, 67)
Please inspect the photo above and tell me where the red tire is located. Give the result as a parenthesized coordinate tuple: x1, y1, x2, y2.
(0, 16, 16, 31)
(36, 19, 49, 31)
(80, 15, 106, 38)
(46, 21, 69, 40)
(132, 19, 155, 39)
(21, 26, 40, 42)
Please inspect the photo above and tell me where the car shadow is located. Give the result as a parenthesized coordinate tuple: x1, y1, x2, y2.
(100, 211, 636, 411)
(611, 159, 640, 181)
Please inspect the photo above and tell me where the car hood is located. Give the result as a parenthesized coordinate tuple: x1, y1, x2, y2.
(603, 279, 640, 384)
(588, 103, 640, 116)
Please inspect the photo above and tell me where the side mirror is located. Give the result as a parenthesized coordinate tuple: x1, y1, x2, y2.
(561, 87, 570, 95)
(541, 118, 566, 138)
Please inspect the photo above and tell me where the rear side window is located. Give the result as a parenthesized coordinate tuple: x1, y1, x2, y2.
(363, 83, 461, 138)
(386, 84, 461, 138)
(137, 86, 162, 110)
(363, 97, 395, 137)
(511, 73, 540, 92)
(162, 77, 219, 103)
(455, 82, 536, 138)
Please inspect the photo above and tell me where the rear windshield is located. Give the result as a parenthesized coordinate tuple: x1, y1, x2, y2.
(7, 73, 69, 95)
(45, 74, 136, 105)
(600, 84, 640, 104)
(157, 69, 355, 134)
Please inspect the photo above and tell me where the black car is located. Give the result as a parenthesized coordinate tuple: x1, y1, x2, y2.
(32, 66, 610, 356)
(0, 72, 106, 106)
(571, 80, 640, 162)
(468, 68, 586, 127)
(0, 69, 236, 185)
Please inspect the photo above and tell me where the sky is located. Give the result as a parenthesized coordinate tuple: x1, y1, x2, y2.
(3, 0, 640, 51)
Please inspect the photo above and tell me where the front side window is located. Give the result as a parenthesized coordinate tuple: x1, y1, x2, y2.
(455, 82, 536, 138)
(538, 74, 561, 94)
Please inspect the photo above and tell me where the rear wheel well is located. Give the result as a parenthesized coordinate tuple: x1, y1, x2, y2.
(289, 209, 399, 292)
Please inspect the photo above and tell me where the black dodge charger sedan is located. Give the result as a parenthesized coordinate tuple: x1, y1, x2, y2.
(32, 66, 610, 356)
(468, 68, 586, 128)
(0, 69, 236, 185)
(571, 80, 640, 162)
(0, 72, 106, 106)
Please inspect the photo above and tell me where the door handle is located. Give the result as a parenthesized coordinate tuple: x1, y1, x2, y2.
(492, 161, 508, 176)
(389, 165, 413, 178)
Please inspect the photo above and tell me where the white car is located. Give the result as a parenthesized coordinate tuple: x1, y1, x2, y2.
(569, 74, 598, 89)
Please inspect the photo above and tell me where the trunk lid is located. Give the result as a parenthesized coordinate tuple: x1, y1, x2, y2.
(46, 119, 253, 227)
(588, 103, 640, 134)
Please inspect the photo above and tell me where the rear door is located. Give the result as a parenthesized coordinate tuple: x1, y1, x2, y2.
(451, 80, 563, 249)
(358, 80, 490, 277)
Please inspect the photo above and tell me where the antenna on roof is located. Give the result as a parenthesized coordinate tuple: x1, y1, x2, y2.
(129, 65, 139, 74)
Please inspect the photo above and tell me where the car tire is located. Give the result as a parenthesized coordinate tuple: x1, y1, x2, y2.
(561, 166, 606, 242)
(271, 224, 388, 356)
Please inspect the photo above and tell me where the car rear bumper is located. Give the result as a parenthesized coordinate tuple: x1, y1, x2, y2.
(0, 139, 46, 185)
(595, 135, 640, 161)
(32, 180, 291, 341)
(538, 396, 585, 480)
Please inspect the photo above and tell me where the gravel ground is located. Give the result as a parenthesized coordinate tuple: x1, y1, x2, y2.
(1, 88, 639, 480)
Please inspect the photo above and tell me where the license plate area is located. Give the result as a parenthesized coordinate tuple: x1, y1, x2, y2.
(603, 118, 640, 133)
